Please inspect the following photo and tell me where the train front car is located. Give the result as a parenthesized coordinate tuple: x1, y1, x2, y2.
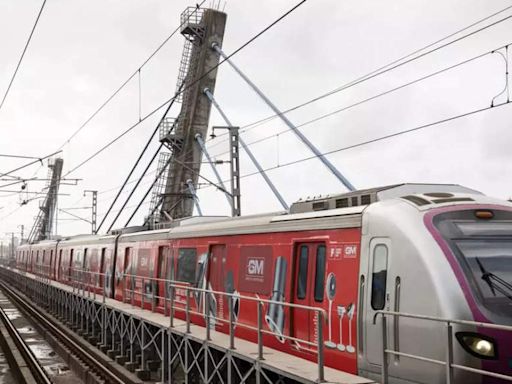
(358, 185, 512, 383)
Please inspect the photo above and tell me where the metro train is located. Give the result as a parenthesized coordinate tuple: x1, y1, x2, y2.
(14, 183, 512, 383)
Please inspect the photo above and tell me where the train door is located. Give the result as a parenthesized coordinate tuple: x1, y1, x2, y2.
(156, 246, 169, 308)
(207, 244, 228, 330)
(363, 238, 392, 367)
(165, 247, 175, 314)
(98, 248, 106, 289)
(57, 250, 62, 281)
(123, 247, 133, 302)
(49, 250, 54, 278)
(292, 243, 326, 348)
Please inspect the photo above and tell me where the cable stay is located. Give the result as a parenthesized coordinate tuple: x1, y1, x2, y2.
(203, 88, 289, 210)
(186, 178, 203, 216)
(211, 43, 355, 192)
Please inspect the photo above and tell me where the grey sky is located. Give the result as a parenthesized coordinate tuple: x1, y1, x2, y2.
(0, 0, 511, 241)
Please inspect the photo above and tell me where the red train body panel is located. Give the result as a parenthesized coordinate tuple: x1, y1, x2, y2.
(15, 220, 362, 373)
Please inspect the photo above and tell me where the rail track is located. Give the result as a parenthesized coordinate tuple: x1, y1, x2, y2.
(0, 292, 51, 384)
(0, 281, 137, 384)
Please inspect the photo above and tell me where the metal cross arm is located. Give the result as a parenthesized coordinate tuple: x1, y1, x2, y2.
(204, 88, 289, 210)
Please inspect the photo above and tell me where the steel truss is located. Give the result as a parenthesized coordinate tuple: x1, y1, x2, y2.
(0, 267, 312, 384)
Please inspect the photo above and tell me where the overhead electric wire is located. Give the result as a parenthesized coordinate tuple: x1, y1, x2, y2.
(106, 143, 163, 232)
(0, 154, 45, 160)
(241, 8, 512, 133)
(205, 5, 512, 150)
(97, 81, 182, 233)
(57, 0, 206, 150)
(131, 0, 509, 215)
(196, 101, 512, 191)
(211, 42, 508, 157)
(64, 0, 307, 182)
(0, 150, 61, 179)
(0, 0, 47, 114)
(118, 1, 308, 226)
(66, 0, 307, 178)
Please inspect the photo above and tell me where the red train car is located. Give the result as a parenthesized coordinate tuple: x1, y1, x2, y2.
(15, 184, 512, 383)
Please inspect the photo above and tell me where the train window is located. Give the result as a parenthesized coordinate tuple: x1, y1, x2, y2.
(314, 245, 326, 302)
(371, 244, 388, 310)
(158, 247, 168, 280)
(297, 245, 309, 299)
(177, 248, 197, 284)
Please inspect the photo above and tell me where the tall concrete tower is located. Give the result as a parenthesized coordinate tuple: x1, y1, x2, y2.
(157, 7, 227, 221)
(27, 158, 63, 242)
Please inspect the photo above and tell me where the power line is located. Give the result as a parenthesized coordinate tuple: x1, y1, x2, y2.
(206, 5, 512, 150)
(244, 10, 512, 132)
(211, 43, 507, 157)
(97, 83, 182, 233)
(106, 143, 163, 232)
(0, 0, 47, 114)
(0, 154, 44, 160)
(63, 0, 308, 179)
(57, 0, 207, 150)
(198, 101, 512, 192)
(0, 150, 61, 179)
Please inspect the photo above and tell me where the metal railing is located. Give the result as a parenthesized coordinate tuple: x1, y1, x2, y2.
(374, 310, 512, 384)
(11, 263, 328, 382)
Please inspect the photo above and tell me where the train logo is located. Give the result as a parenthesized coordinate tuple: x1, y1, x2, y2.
(343, 245, 357, 258)
(246, 257, 265, 282)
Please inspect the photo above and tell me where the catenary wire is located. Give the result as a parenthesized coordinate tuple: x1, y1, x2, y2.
(0, 150, 61, 179)
(106, 143, 164, 232)
(63, 0, 307, 179)
(97, 82, 182, 233)
(57, 0, 206, 150)
(197, 101, 512, 192)
(211, 43, 506, 157)
(116, 1, 308, 225)
(0, 0, 47, 114)
(205, 6, 512, 150)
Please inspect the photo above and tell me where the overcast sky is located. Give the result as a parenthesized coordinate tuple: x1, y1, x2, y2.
(0, 0, 511, 242)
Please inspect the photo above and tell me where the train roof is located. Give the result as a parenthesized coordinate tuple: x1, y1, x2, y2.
(19, 183, 504, 247)
(289, 183, 481, 213)
(118, 206, 365, 242)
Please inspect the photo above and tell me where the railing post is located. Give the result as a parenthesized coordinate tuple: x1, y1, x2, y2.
(229, 295, 235, 350)
(446, 322, 454, 384)
(381, 315, 389, 384)
(151, 278, 156, 313)
(317, 310, 324, 383)
(185, 288, 190, 334)
(170, 285, 174, 328)
(205, 292, 211, 341)
(131, 276, 134, 306)
(257, 301, 263, 360)
(164, 283, 168, 317)
(141, 277, 145, 309)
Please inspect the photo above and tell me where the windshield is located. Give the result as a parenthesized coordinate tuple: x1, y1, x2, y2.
(433, 209, 512, 318)
(455, 240, 512, 301)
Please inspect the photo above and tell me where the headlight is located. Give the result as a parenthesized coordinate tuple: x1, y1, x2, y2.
(456, 332, 498, 360)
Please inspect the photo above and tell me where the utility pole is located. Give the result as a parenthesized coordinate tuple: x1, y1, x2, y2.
(204, 88, 289, 210)
(84, 190, 97, 234)
(211, 126, 241, 216)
